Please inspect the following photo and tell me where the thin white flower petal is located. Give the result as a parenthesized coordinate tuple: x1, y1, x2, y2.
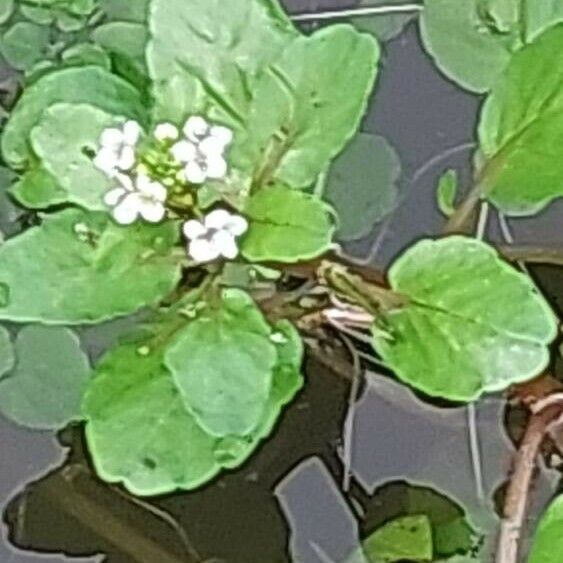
(227, 215, 248, 236)
(103, 187, 127, 206)
(94, 148, 118, 175)
(118, 146, 136, 171)
(209, 125, 233, 147)
(123, 120, 142, 145)
(184, 160, 207, 184)
(154, 122, 179, 141)
(189, 238, 220, 263)
(205, 209, 232, 230)
(136, 175, 167, 201)
(139, 200, 166, 223)
(213, 230, 239, 260)
(199, 136, 228, 157)
(183, 219, 207, 240)
(112, 193, 141, 225)
(205, 154, 228, 179)
(171, 140, 197, 163)
(100, 128, 123, 148)
(183, 115, 209, 142)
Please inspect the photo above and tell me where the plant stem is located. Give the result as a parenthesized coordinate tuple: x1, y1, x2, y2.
(443, 179, 484, 234)
(495, 405, 563, 563)
(290, 3, 423, 22)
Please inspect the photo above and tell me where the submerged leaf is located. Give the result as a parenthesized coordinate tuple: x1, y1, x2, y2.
(372, 237, 557, 401)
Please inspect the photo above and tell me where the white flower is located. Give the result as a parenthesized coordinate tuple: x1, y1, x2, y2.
(171, 116, 233, 185)
(183, 209, 248, 263)
(104, 173, 167, 225)
(94, 120, 142, 177)
(154, 122, 180, 142)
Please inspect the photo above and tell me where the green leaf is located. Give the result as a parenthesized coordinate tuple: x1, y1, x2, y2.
(0, 22, 52, 71)
(20, 5, 54, 25)
(28, 103, 125, 210)
(92, 22, 148, 72)
(0, 209, 182, 324)
(2, 66, 145, 168)
(0, 325, 90, 429)
(478, 24, 563, 215)
(436, 169, 458, 217)
(99, 0, 148, 23)
(324, 133, 400, 241)
(0, 326, 15, 378)
(165, 289, 278, 437)
(61, 43, 111, 69)
(529, 494, 563, 563)
(10, 165, 66, 210)
(363, 515, 433, 562)
(147, 0, 297, 124)
(83, 307, 303, 495)
(350, 0, 417, 42)
(372, 237, 557, 401)
(420, 0, 563, 93)
(235, 25, 379, 188)
(0, 0, 14, 24)
(242, 184, 335, 263)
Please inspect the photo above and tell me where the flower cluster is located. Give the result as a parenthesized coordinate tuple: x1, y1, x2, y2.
(94, 116, 247, 264)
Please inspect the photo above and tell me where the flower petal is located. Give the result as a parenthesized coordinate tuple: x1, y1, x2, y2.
(154, 122, 179, 141)
(226, 214, 248, 236)
(182, 219, 206, 240)
(189, 238, 220, 263)
(213, 230, 239, 259)
(183, 115, 209, 142)
(171, 140, 197, 163)
(205, 208, 231, 230)
(209, 125, 233, 147)
(94, 148, 118, 175)
(136, 175, 167, 201)
(199, 136, 227, 157)
(184, 160, 207, 184)
(103, 187, 127, 207)
(118, 146, 136, 171)
(205, 154, 228, 179)
(139, 200, 166, 223)
(112, 193, 141, 225)
(123, 120, 142, 145)
(100, 128, 123, 148)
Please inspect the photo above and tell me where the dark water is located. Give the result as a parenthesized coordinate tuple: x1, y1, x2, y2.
(1, 1, 562, 562)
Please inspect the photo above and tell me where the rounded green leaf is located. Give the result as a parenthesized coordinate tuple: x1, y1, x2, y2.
(0, 209, 182, 324)
(0, 326, 15, 378)
(29, 103, 125, 210)
(420, 0, 563, 93)
(2, 66, 145, 168)
(99, 0, 148, 22)
(529, 494, 563, 563)
(325, 133, 400, 241)
(1, 22, 51, 71)
(0, 325, 90, 429)
(0, 0, 14, 24)
(83, 311, 303, 496)
(9, 165, 66, 210)
(372, 237, 558, 402)
(61, 43, 111, 69)
(92, 22, 147, 70)
(350, 0, 416, 42)
(165, 289, 277, 437)
(20, 5, 54, 25)
(478, 24, 563, 215)
(242, 184, 335, 263)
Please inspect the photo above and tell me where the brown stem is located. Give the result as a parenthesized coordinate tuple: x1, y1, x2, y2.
(498, 245, 563, 267)
(496, 405, 563, 563)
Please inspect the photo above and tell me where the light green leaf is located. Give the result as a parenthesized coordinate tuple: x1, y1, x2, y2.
(242, 184, 335, 263)
(2, 66, 145, 168)
(1, 22, 51, 71)
(28, 103, 125, 210)
(10, 165, 66, 210)
(0, 325, 90, 429)
(147, 0, 297, 125)
(0, 326, 15, 378)
(325, 133, 400, 241)
(478, 24, 563, 215)
(92, 22, 148, 72)
(83, 307, 303, 496)
(165, 289, 277, 437)
(0, 0, 14, 24)
(61, 43, 111, 69)
(363, 515, 433, 562)
(420, 0, 563, 93)
(436, 169, 458, 217)
(529, 494, 563, 563)
(350, 0, 417, 41)
(372, 237, 557, 401)
(235, 25, 379, 188)
(20, 5, 53, 25)
(0, 209, 182, 324)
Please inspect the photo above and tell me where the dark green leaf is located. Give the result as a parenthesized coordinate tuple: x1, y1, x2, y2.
(99, 0, 148, 23)
(372, 237, 557, 401)
(61, 43, 111, 69)
(242, 184, 335, 263)
(0, 0, 14, 24)
(165, 289, 278, 437)
(0, 209, 182, 324)
(325, 133, 400, 241)
(0, 325, 90, 429)
(1, 22, 51, 71)
(92, 22, 147, 73)
(0, 326, 15, 378)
